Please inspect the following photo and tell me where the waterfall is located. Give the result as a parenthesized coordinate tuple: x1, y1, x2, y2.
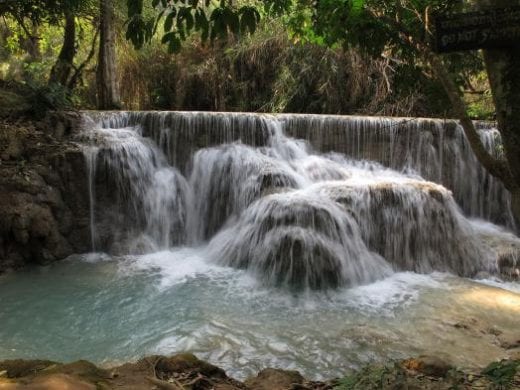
(89, 111, 514, 228)
(79, 121, 190, 253)
(79, 111, 511, 290)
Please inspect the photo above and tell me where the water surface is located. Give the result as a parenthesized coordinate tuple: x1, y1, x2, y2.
(1, 250, 518, 379)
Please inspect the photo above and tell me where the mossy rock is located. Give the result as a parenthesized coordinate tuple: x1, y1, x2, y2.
(0, 89, 31, 119)
(155, 353, 227, 379)
(245, 368, 304, 390)
(0, 359, 56, 378)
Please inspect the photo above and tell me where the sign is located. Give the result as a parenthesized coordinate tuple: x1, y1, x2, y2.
(433, 6, 520, 53)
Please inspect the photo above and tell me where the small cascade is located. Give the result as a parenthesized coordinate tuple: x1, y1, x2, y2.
(280, 115, 514, 228)
(79, 111, 514, 290)
(188, 143, 304, 242)
(207, 190, 393, 290)
(319, 180, 493, 276)
(80, 122, 190, 253)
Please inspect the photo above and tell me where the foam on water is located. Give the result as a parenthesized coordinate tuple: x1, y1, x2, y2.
(1, 254, 518, 379)
(120, 249, 238, 289)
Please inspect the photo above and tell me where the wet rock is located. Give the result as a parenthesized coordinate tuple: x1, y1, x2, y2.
(0, 360, 56, 378)
(245, 368, 304, 390)
(453, 317, 478, 331)
(155, 353, 227, 379)
(322, 181, 492, 277)
(499, 336, 520, 350)
(497, 249, 520, 280)
(484, 326, 503, 336)
(402, 356, 452, 378)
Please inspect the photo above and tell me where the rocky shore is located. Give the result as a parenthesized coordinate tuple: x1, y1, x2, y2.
(0, 353, 519, 389)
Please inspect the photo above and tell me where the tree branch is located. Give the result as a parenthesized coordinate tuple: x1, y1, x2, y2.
(68, 25, 100, 89)
(366, 6, 513, 186)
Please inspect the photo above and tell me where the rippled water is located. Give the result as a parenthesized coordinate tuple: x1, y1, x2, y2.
(1, 251, 518, 380)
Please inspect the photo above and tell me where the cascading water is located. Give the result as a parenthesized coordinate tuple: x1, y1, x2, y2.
(2, 111, 520, 380)
(79, 111, 510, 289)
(89, 112, 515, 228)
(79, 119, 190, 253)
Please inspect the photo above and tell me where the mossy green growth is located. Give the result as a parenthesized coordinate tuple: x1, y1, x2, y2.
(334, 364, 399, 390)
(481, 359, 519, 388)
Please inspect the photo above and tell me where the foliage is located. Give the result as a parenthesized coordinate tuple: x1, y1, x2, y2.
(333, 364, 404, 390)
(0, 0, 96, 29)
(482, 359, 519, 387)
(0, 0, 496, 121)
(117, 20, 450, 117)
(0, 79, 74, 119)
(125, 0, 293, 52)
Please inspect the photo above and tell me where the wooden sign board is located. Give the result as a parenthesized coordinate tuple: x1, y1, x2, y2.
(434, 6, 520, 53)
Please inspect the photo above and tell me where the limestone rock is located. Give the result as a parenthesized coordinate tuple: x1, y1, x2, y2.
(245, 368, 304, 390)
(0, 118, 90, 273)
(154, 353, 227, 379)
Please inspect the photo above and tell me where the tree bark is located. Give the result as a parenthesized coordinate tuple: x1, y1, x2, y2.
(475, 0, 520, 225)
(425, 51, 514, 186)
(49, 11, 76, 86)
(25, 21, 41, 61)
(97, 0, 121, 109)
(370, 3, 520, 226)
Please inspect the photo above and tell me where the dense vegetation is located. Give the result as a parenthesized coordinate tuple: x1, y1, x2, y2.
(0, 0, 490, 117)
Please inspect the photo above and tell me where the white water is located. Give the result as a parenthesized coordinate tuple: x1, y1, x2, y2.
(80, 112, 511, 289)
(1, 111, 519, 379)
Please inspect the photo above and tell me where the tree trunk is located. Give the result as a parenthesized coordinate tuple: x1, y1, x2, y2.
(476, 0, 520, 225)
(49, 11, 76, 86)
(427, 53, 508, 174)
(97, 0, 121, 109)
(25, 22, 41, 61)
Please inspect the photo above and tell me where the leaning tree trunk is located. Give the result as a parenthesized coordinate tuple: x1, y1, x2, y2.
(49, 11, 76, 86)
(97, 0, 121, 109)
(476, 0, 520, 225)
(484, 49, 520, 225)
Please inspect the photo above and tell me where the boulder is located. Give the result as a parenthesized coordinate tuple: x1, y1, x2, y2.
(245, 368, 304, 390)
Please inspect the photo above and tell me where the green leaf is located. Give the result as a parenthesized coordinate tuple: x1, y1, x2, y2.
(223, 8, 239, 35)
(239, 7, 258, 35)
(168, 35, 182, 53)
(164, 10, 176, 32)
(350, 0, 365, 16)
(161, 31, 175, 44)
